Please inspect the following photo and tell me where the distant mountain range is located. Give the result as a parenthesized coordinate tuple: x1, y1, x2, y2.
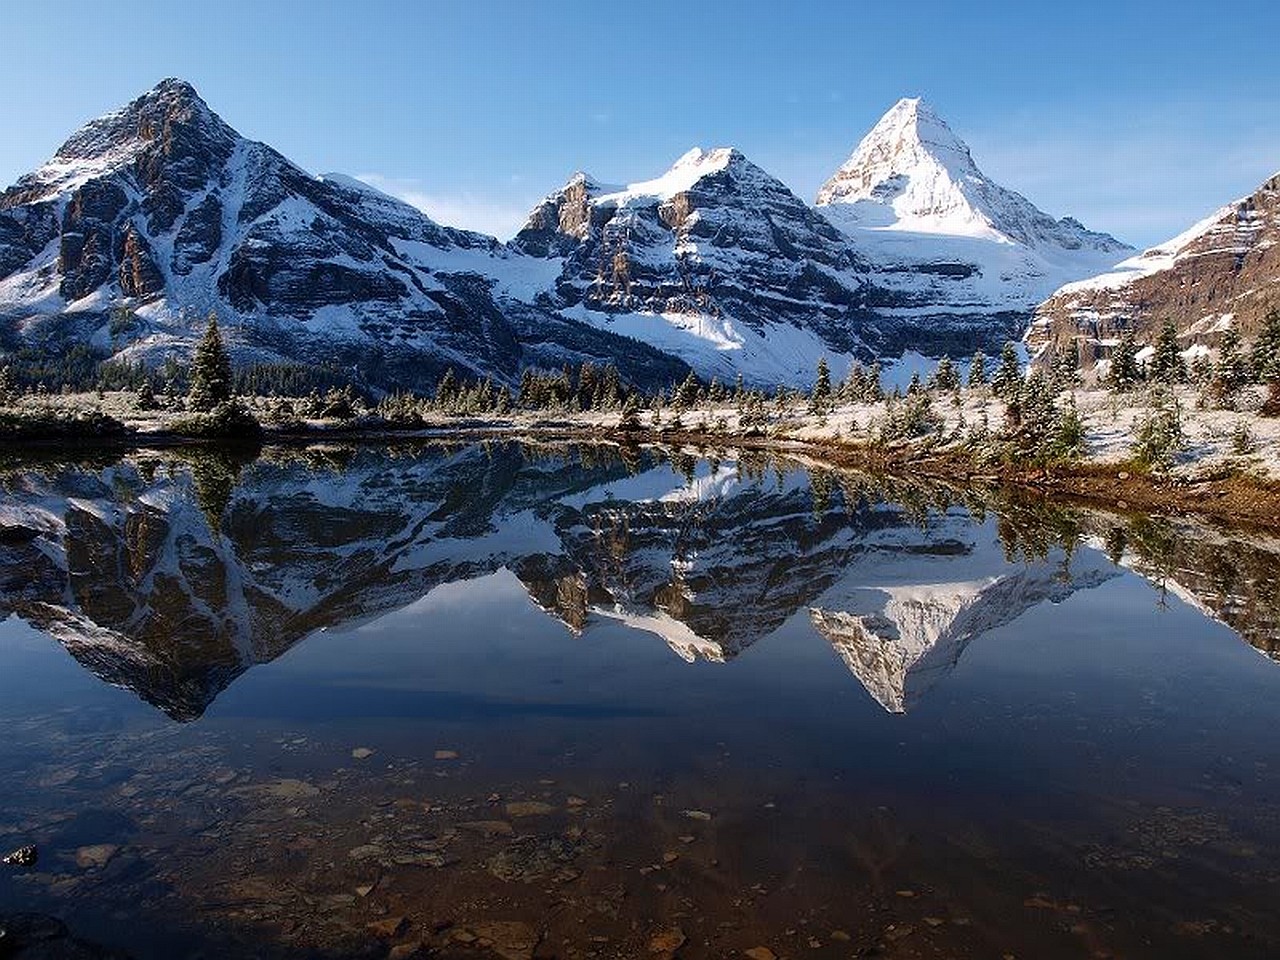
(4, 79, 1208, 390)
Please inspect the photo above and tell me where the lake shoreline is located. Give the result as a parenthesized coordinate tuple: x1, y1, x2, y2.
(5, 413, 1280, 535)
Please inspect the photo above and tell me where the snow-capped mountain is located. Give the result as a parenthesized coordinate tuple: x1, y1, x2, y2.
(1028, 171, 1280, 369)
(811, 532, 1118, 713)
(0, 79, 689, 391)
(816, 98, 1131, 356)
(511, 147, 880, 386)
(0, 81, 1144, 390)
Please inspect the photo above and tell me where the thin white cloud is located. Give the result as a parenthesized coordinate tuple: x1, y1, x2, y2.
(354, 173, 532, 240)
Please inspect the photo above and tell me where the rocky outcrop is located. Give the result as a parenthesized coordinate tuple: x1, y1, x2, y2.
(1028, 173, 1280, 367)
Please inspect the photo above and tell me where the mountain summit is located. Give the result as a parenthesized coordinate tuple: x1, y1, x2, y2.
(811, 97, 1131, 351)
(511, 146, 877, 385)
(817, 97, 1128, 253)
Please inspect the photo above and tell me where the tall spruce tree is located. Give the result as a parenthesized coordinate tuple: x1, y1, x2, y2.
(188, 311, 233, 412)
(0, 364, 15, 405)
(968, 350, 987, 388)
(991, 342, 1022, 398)
(435, 368, 459, 408)
(1149, 319, 1185, 384)
(1252, 307, 1280, 384)
(866, 361, 884, 402)
(1108, 331, 1142, 392)
(810, 357, 832, 413)
(1254, 307, 1280, 416)
(933, 355, 960, 391)
(1214, 322, 1249, 399)
(1054, 340, 1081, 387)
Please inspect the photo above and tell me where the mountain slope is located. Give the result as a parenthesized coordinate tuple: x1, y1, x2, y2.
(0, 79, 689, 390)
(816, 98, 1131, 357)
(1028, 172, 1280, 368)
(510, 148, 881, 386)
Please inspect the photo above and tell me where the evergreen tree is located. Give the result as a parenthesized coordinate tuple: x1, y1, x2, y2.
(1108, 331, 1142, 392)
(865, 361, 884, 402)
(135, 380, 158, 410)
(673, 371, 701, 410)
(1148, 319, 1185, 383)
(933, 355, 960, 392)
(188, 311, 233, 412)
(1251, 307, 1280, 384)
(990, 342, 1022, 398)
(968, 351, 987, 388)
(1214, 322, 1249, 399)
(1054, 340, 1081, 387)
(518, 369, 538, 408)
(810, 357, 832, 413)
(0, 364, 15, 406)
(435, 368, 459, 408)
(843, 362, 865, 402)
(617, 392, 642, 432)
(1254, 307, 1280, 416)
(906, 371, 923, 396)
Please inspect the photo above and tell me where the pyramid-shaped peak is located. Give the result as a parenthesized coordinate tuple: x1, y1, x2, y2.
(53, 78, 233, 163)
(145, 77, 205, 104)
(816, 97, 978, 207)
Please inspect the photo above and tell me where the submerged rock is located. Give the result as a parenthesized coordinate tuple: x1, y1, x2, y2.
(2, 845, 37, 867)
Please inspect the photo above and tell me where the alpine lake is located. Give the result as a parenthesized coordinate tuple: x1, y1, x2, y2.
(1, 440, 1279, 959)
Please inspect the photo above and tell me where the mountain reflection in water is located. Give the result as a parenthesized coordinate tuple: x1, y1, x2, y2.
(0, 442, 1275, 720)
(4, 441, 1280, 960)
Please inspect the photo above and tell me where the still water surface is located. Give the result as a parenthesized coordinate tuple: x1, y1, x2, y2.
(1, 442, 1278, 958)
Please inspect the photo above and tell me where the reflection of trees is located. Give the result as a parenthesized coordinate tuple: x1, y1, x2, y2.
(183, 449, 256, 535)
(809, 468, 834, 517)
(1125, 516, 1178, 609)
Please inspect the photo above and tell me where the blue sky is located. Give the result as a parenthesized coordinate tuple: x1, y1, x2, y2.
(2, 0, 1276, 246)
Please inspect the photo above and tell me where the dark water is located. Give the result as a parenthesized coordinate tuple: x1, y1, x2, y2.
(1, 442, 1279, 959)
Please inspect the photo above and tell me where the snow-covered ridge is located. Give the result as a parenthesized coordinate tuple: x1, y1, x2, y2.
(1, 78, 1141, 389)
(1029, 169, 1280, 365)
(1053, 187, 1271, 296)
(595, 148, 738, 206)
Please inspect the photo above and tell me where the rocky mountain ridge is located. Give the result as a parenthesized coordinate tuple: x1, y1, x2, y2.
(0, 79, 688, 391)
(1027, 171, 1280, 368)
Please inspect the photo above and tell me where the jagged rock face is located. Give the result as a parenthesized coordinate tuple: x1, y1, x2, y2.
(816, 98, 1131, 357)
(511, 148, 879, 385)
(0, 80, 688, 391)
(512, 173, 601, 258)
(1028, 173, 1280, 367)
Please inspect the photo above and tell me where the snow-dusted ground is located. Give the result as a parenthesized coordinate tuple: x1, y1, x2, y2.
(11, 383, 1280, 483)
